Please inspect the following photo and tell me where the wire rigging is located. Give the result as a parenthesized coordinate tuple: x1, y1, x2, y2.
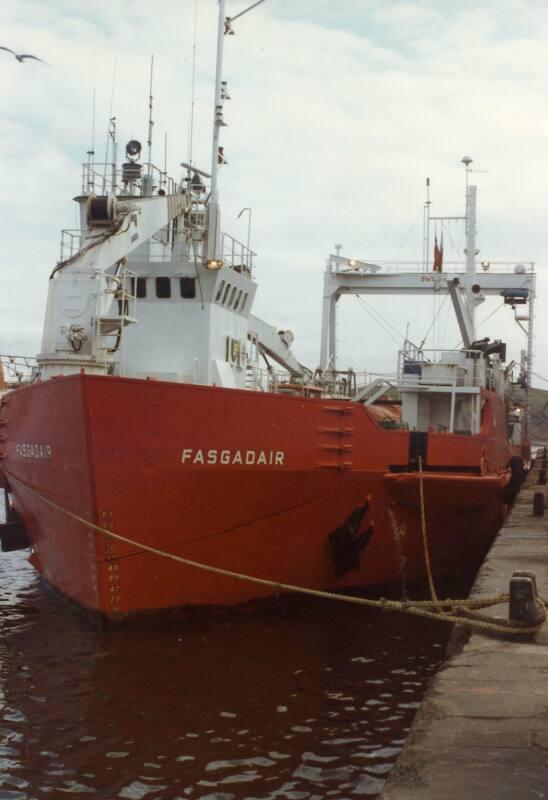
(359, 296, 406, 341)
(420, 294, 449, 349)
(451, 300, 506, 350)
(476, 300, 505, 331)
(353, 295, 404, 347)
(387, 207, 423, 268)
(440, 291, 453, 346)
(231, 0, 268, 23)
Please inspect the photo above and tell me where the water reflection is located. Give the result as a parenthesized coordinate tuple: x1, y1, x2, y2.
(0, 543, 448, 799)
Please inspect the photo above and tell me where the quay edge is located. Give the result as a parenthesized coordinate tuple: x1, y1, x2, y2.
(379, 453, 548, 800)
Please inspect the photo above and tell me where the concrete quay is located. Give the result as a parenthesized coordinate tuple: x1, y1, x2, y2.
(380, 458, 548, 800)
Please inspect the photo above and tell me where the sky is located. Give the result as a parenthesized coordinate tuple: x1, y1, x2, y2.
(0, 0, 547, 387)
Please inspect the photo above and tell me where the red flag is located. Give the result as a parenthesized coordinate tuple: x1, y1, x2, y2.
(433, 233, 443, 272)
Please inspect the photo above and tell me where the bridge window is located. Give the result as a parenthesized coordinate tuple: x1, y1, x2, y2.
(155, 277, 171, 298)
(129, 277, 147, 298)
(215, 280, 225, 302)
(180, 278, 196, 299)
(229, 286, 238, 307)
(222, 283, 231, 305)
(234, 289, 243, 311)
(241, 292, 249, 312)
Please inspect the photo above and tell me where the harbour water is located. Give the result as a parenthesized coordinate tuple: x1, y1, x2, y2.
(0, 537, 452, 800)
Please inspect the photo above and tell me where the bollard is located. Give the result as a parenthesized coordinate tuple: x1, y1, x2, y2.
(513, 570, 539, 596)
(538, 469, 546, 485)
(509, 572, 545, 627)
(533, 492, 545, 517)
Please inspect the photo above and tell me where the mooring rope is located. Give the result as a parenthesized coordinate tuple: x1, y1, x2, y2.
(417, 454, 440, 606)
(2, 469, 545, 637)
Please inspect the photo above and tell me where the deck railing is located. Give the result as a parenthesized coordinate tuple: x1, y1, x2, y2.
(246, 365, 395, 399)
(333, 260, 535, 275)
(0, 355, 39, 387)
(221, 233, 256, 277)
(81, 161, 177, 197)
(397, 347, 489, 389)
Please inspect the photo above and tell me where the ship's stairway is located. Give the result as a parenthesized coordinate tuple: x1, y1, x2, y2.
(354, 377, 393, 405)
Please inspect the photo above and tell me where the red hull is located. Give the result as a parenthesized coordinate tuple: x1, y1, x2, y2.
(0, 375, 512, 619)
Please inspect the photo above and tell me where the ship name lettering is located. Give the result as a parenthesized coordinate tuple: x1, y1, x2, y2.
(181, 448, 285, 466)
(15, 443, 53, 461)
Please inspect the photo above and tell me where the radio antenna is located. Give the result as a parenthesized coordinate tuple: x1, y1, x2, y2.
(163, 131, 168, 191)
(102, 58, 118, 191)
(86, 26, 98, 192)
(89, 86, 96, 162)
(147, 55, 155, 170)
(188, 0, 198, 165)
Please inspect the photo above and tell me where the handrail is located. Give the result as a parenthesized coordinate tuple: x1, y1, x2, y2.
(221, 233, 256, 277)
(396, 347, 492, 389)
(332, 260, 535, 275)
(0, 354, 39, 386)
(81, 161, 178, 197)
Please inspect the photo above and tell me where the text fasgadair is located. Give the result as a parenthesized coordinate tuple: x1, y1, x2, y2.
(15, 443, 53, 460)
(181, 449, 285, 466)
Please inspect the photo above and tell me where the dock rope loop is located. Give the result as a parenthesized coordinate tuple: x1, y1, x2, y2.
(3, 469, 546, 637)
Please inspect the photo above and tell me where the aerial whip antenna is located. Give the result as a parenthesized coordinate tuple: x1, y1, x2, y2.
(87, 25, 98, 193)
(163, 131, 168, 192)
(102, 58, 118, 192)
(89, 86, 96, 162)
(103, 58, 117, 162)
(188, 0, 198, 166)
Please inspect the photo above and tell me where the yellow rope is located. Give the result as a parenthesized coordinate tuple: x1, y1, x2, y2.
(418, 454, 440, 605)
(2, 469, 545, 637)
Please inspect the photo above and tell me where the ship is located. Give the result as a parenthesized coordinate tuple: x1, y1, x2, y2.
(0, 2, 536, 620)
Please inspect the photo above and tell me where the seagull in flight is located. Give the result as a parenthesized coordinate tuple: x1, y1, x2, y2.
(0, 47, 48, 64)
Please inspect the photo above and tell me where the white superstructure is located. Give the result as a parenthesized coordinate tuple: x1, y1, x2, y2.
(36, 0, 306, 390)
(37, 156, 258, 388)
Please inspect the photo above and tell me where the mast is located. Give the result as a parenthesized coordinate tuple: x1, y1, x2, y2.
(210, 0, 226, 206)
(206, 0, 227, 265)
(462, 156, 477, 341)
(147, 55, 155, 172)
(422, 177, 430, 272)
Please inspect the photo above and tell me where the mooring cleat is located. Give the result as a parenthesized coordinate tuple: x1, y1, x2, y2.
(533, 492, 545, 517)
(509, 572, 545, 627)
